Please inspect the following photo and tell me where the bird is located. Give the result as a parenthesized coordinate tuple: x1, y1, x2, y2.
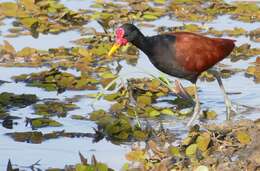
(108, 23, 236, 126)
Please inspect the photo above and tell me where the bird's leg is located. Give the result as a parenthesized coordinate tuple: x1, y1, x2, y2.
(187, 84, 200, 127)
(215, 74, 233, 120)
(209, 69, 237, 120)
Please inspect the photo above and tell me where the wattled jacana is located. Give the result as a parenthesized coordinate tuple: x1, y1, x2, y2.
(108, 23, 236, 126)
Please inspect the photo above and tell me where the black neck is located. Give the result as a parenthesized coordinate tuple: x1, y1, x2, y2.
(131, 32, 153, 56)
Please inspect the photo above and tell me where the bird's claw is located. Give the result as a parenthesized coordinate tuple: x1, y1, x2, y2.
(172, 80, 193, 101)
(230, 103, 238, 113)
(226, 99, 238, 120)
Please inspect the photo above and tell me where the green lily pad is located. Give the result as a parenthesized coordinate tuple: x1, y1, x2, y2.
(33, 101, 78, 117)
(196, 132, 211, 151)
(185, 144, 198, 156)
(137, 95, 152, 107)
(169, 146, 181, 157)
(30, 118, 62, 128)
(235, 131, 251, 144)
(161, 108, 176, 116)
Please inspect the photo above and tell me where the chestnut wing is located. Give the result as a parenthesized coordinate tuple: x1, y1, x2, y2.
(172, 32, 235, 73)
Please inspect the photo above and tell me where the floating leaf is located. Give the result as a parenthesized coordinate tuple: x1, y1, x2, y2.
(0, 2, 18, 17)
(16, 47, 37, 57)
(142, 14, 158, 21)
(154, 0, 166, 4)
(202, 110, 217, 120)
(71, 115, 87, 120)
(30, 118, 62, 128)
(104, 93, 120, 101)
(148, 108, 160, 117)
(110, 102, 125, 113)
(19, 17, 38, 29)
(169, 146, 181, 157)
(235, 131, 251, 144)
(33, 101, 77, 117)
(137, 95, 151, 107)
(133, 130, 148, 140)
(0, 92, 37, 109)
(7, 131, 43, 144)
(185, 144, 197, 156)
(126, 150, 145, 162)
(196, 132, 211, 151)
(161, 108, 175, 116)
(75, 164, 90, 171)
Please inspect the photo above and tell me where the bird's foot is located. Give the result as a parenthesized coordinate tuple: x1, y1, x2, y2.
(226, 99, 238, 120)
(172, 80, 193, 102)
(187, 103, 200, 127)
(230, 103, 238, 113)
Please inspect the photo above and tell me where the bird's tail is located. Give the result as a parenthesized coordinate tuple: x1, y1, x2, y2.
(215, 38, 236, 57)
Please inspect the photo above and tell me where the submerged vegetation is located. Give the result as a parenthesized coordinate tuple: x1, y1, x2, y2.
(0, 0, 260, 170)
(123, 119, 260, 171)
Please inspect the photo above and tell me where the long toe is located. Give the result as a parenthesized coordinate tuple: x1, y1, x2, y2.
(173, 80, 193, 101)
(187, 110, 200, 127)
(230, 103, 238, 113)
(226, 99, 238, 120)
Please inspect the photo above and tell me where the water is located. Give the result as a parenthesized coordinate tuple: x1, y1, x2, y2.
(0, 0, 259, 170)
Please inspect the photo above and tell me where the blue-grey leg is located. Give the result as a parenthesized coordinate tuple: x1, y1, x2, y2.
(208, 69, 237, 120)
(187, 84, 200, 127)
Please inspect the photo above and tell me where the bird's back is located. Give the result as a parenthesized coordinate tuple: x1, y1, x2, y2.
(170, 32, 235, 73)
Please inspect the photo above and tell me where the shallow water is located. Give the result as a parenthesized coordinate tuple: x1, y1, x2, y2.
(0, 0, 260, 170)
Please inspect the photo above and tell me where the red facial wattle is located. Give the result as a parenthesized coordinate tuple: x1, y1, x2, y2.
(115, 28, 128, 46)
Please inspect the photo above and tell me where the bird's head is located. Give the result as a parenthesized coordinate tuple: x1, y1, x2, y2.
(108, 23, 139, 57)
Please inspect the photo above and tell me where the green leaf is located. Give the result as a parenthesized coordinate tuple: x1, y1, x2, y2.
(0, 2, 18, 17)
(196, 132, 211, 151)
(142, 14, 159, 21)
(169, 146, 181, 157)
(158, 74, 170, 85)
(20, 17, 38, 29)
(236, 131, 251, 144)
(137, 95, 151, 107)
(86, 93, 99, 98)
(148, 109, 160, 117)
(16, 47, 37, 57)
(75, 164, 92, 171)
(95, 163, 108, 171)
(154, 0, 166, 4)
(121, 163, 129, 171)
(104, 93, 120, 101)
(182, 136, 193, 146)
(185, 144, 197, 156)
(78, 47, 91, 58)
(203, 110, 217, 120)
(125, 150, 145, 162)
(100, 72, 116, 79)
(71, 115, 87, 120)
(133, 130, 148, 140)
(161, 108, 175, 115)
(110, 103, 125, 112)
(31, 118, 62, 128)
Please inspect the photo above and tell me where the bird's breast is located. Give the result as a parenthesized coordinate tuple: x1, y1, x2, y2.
(147, 47, 198, 82)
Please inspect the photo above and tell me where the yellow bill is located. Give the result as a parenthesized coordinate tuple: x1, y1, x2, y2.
(108, 43, 121, 57)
